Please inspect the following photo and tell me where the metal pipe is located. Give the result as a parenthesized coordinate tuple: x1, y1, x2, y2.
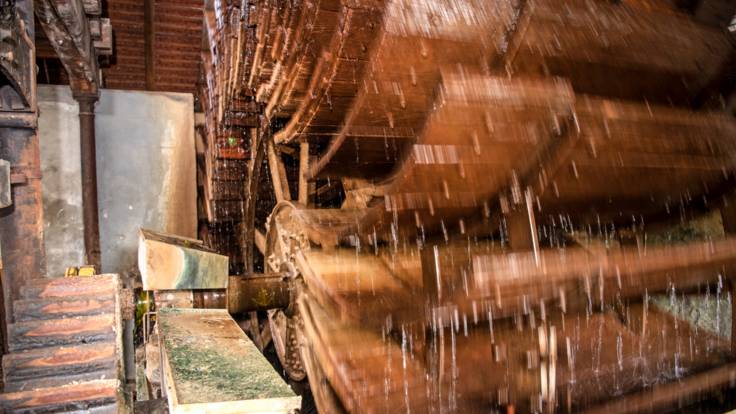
(227, 273, 291, 314)
(74, 93, 101, 268)
(193, 289, 227, 309)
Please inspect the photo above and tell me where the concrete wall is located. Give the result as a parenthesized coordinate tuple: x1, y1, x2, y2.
(38, 85, 196, 276)
(38, 86, 84, 276)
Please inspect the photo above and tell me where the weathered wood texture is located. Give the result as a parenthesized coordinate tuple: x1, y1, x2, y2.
(0, 128, 47, 327)
(298, 237, 736, 327)
(0, 379, 119, 413)
(13, 295, 115, 321)
(214, 0, 736, 412)
(157, 308, 300, 413)
(432, 237, 736, 321)
(236, 0, 736, 241)
(35, 0, 100, 94)
(0, 274, 125, 412)
(3, 343, 116, 384)
(8, 313, 115, 352)
(138, 228, 229, 290)
(297, 281, 733, 413)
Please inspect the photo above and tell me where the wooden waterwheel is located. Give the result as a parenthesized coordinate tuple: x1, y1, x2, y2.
(205, 0, 736, 412)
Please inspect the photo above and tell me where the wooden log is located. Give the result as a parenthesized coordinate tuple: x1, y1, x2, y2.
(138, 228, 229, 290)
(8, 314, 116, 352)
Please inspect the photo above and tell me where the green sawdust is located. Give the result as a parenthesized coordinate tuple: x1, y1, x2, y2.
(647, 210, 732, 340)
(652, 294, 732, 339)
(165, 337, 293, 403)
(646, 210, 724, 245)
(158, 308, 295, 405)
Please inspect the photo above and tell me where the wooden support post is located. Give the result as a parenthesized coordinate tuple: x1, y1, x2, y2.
(267, 139, 291, 202)
(254, 229, 266, 255)
(298, 141, 309, 206)
(506, 188, 540, 258)
(421, 245, 443, 305)
(243, 126, 267, 275)
(0, 128, 46, 325)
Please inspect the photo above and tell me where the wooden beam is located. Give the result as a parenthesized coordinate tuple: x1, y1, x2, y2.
(505, 189, 538, 252)
(254, 229, 266, 255)
(267, 139, 291, 202)
(298, 141, 309, 205)
(243, 126, 267, 274)
(35, 0, 98, 94)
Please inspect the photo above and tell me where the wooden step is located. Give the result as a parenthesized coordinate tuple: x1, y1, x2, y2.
(19, 275, 116, 300)
(3, 343, 116, 384)
(8, 314, 116, 352)
(4, 369, 119, 393)
(13, 296, 116, 321)
(0, 379, 119, 413)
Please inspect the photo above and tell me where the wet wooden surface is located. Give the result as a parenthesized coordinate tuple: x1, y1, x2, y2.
(139, 228, 229, 290)
(0, 275, 124, 412)
(299, 237, 736, 328)
(157, 308, 300, 413)
(210, 0, 736, 412)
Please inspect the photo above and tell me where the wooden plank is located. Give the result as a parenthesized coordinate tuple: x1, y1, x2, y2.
(0, 379, 119, 412)
(3, 343, 116, 383)
(157, 308, 300, 413)
(138, 228, 229, 290)
(444, 237, 736, 321)
(18, 275, 116, 300)
(298, 141, 309, 205)
(8, 314, 116, 352)
(267, 139, 291, 202)
(13, 296, 116, 321)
